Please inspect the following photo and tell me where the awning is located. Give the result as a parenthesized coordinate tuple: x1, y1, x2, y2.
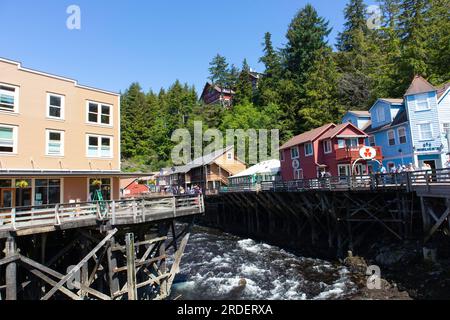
(0, 170, 154, 178)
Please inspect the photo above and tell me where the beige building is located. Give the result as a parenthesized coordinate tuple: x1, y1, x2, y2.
(0, 57, 133, 209)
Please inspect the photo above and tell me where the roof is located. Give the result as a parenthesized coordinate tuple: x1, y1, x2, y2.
(200, 82, 235, 99)
(0, 57, 119, 97)
(0, 170, 152, 178)
(437, 82, 450, 100)
(165, 145, 238, 175)
(120, 178, 137, 189)
(365, 110, 408, 134)
(280, 123, 335, 150)
(379, 98, 404, 104)
(230, 160, 280, 179)
(319, 122, 367, 141)
(405, 75, 436, 96)
(346, 110, 370, 117)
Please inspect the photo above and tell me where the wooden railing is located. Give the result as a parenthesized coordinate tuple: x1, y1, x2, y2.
(335, 146, 383, 161)
(220, 168, 450, 194)
(0, 195, 204, 232)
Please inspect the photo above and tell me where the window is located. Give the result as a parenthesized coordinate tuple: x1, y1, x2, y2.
(338, 139, 345, 149)
(227, 152, 233, 160)
(0, 84, 19, 112)
(304, 143, 313, 156)
(87, 135, 112, 158)
(46, 130, 64, 156)
(294, 169, 303, 180)
(89, 178, 112, 201)
(369, 136, 376, 147)
(398, 127, 407, 144)
(47, 93, 64, 119)
(415, 93, 430, 111)
(418, 123, 433, 140)
(0, 125, 17, 153)
(291, 147, 299, 159)
(35, 179, 61, 205)
(388, 130, 396, 146)
(376, 107, 385, 122)
(87, 102, 112, 125)
(323, 140, 332, 154)
(280, 150, 285, 161)
(346, 138, 359, 149)
(443, 123, 450, 132)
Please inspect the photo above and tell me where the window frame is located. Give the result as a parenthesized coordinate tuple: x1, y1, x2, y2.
(46, 93, 65, 120)
(304, 142, 313, 157)
(376, 106, 385, 123)
(290, 147, 299, 159)
(398, 127, 407, 144)
(45, 129, 65, 157)
(415, 93, 431, 112)
(280, 150, 285, 162)
(0, 125, 18, 154)
(323, 140, 332, 154)
(86, 101, 113, 126)
(86, 134, 113, 158)
(0, 83, 19, 113)
(387, 130, 396, 146)
(418, 122, 433, 141)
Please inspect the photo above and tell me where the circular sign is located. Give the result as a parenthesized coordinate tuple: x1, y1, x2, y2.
(292, 159, 300, 169)
(359, 146, 377, 160)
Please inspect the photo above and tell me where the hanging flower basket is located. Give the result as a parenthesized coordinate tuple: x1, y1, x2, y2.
(91, 179, 102, 189)
(16, 180, 29, 189)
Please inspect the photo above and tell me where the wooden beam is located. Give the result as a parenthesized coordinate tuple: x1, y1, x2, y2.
(26, 268, 82, 300)
(41, 228, 118, 300)
(125, 233, 137, 300)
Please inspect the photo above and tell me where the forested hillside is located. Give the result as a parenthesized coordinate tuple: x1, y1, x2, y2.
(121, 0, 450, 172)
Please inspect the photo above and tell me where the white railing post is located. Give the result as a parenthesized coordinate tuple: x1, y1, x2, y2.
(11, 208, 16, 230)
(173, 197, 177, 217)
(140, 199, 145, 221)
(54, 204, 61, 226)
(96, 202, 101, 219)
(132, 201, 137, 222)
(111, 200, 116, 225)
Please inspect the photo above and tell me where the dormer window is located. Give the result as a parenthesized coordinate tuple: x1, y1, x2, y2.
(415, 93, 431, 111)
(376, 107, 385, 122)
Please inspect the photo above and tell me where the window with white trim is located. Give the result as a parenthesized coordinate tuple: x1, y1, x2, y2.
(305, 143, 313, 156)
(398, 127, 407, 144)
(369, 135, 376, 147)
(415, 93, 431, 111)
(376, 106, 385, 122)
(294, 169, 303, 180)
(418, 123, 433, 140)
(0, 84, 19, 112)
(0, 125, 17, 153)
(323, 140, 332, 154)
(46, 130, 64, 156)
(87, 102, 112, 125)
(388, 130, 396, 146)
(87, 135, 112, 158)
(291, 147, 299, 159)
(47, 93, 65, 119)
(338, 139, 345, 149)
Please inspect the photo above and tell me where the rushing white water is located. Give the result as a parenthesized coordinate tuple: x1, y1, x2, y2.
(169, 225, 358, 300)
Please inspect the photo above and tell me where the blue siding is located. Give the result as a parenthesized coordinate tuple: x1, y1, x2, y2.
(370, 101, 393, 129)
(437, 88, 450, 156)
(342, 113, 370, 130)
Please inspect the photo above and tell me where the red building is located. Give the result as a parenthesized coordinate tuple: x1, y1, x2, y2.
(280, 123, 383, 180)
(199, 82, 235, 107)
(120, 179, 151, 198)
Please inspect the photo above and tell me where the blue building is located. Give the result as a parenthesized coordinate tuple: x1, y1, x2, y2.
(342, 76, 450, 172)
(404, 76, 450, 170)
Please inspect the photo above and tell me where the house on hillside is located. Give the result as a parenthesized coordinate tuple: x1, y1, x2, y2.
(166, 146, 247, 194)
(199, 82, 235, 107)
(280, 123, 383, 180)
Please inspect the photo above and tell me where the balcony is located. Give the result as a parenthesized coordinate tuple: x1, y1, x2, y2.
(335, 146, 383, 162)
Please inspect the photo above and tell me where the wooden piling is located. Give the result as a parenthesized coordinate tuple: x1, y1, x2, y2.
(125, 233, 137, 300)
(5, 236, 17, 300)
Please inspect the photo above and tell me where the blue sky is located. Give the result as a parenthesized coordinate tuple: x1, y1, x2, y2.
(1, 0, 377, 95)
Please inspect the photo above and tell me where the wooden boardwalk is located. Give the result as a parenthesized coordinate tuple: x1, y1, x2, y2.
(0, 195, 204, 300)
(0, 195, 204, 239)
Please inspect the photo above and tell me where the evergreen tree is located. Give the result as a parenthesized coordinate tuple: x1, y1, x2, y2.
(336, 0, 369, 52)
(234, 59, 254, 105)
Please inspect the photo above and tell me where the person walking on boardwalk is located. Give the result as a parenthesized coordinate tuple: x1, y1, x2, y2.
(379, 165, 387, 185)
